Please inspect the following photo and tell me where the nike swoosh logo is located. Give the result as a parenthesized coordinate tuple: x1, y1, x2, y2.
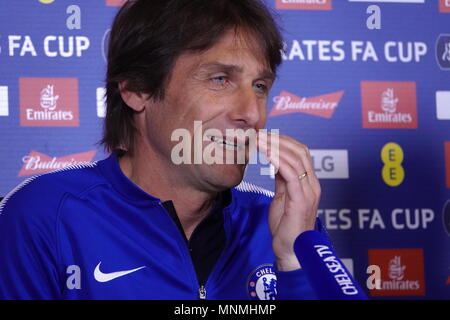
(94, 262, 146, 282)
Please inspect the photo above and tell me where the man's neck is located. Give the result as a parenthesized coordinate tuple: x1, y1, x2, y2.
(118, 148, 216, 239)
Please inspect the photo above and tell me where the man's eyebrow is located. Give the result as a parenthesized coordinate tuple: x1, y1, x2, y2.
(258, 69, 276, 82)
(198, 62, 242, 74)
(197, 62, 275, 82)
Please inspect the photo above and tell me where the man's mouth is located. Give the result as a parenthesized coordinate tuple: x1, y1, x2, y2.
(207, 135, 245, 151)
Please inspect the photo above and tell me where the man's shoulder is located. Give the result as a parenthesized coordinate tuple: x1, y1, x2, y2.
(232, 180, 274, 207)
(0, 161, 105, 217)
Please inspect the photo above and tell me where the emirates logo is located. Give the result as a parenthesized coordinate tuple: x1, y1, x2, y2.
(40, 85, 59, 111)
(368, 249, 425, 296)
(361, 81, 417, 129)
(388, 256, 406, 281)
(380, 88, 398, 114)
(20, 77, 79, 127)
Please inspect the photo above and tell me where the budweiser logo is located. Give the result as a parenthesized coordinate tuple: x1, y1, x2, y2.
(269, 90, 344, 118)
(18, 150, 96, 177)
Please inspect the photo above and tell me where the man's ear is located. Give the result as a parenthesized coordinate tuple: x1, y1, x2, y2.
(118, 81, 149, 112)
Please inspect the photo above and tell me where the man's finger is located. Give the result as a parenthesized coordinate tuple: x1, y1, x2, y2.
(266, 133, 321, 199)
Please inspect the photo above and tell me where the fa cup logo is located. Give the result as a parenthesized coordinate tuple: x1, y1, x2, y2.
(442, 42, 450, 62)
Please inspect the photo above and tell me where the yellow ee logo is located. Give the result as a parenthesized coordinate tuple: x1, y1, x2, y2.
(39, 0, 55, 4)
(381, 142, 405, 187)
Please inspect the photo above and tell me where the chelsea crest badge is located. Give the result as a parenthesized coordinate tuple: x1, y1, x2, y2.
(247, 264, 277, 300)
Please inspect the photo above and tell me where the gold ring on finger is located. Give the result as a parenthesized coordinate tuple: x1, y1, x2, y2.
(298, 171, 308, 180)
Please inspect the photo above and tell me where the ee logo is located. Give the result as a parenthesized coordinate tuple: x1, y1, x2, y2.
(381, 142, 405, 187)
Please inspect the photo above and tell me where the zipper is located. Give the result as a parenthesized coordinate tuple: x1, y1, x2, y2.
(158, 202, 233, 300)
(197, 207, 233, 300)
(198, 285, 207, 299)
(186, 215, 210, 300)
(158, 203, 201, 299)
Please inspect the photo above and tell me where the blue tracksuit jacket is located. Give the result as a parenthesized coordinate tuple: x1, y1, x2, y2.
(0, 153, 326, 299)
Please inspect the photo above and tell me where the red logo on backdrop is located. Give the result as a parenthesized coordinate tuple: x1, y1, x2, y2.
(105, 0, 127, 6)
(269, 90, 344, 118)
(439, 0, 450, 13)
(19, 78, 79, 127)
(275, 0, 332, 10)
(368, 249, 425, 296)
(18, 150, 96, 177)
(445, 142, 450, 188)
(361, 81, 417, 129)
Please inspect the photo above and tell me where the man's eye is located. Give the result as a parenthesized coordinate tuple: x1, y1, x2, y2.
(254, 82, 268, 93)
(211, 76, 230, 86)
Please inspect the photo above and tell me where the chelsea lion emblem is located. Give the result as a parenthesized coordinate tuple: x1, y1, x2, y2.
(247, 264, 277, 300)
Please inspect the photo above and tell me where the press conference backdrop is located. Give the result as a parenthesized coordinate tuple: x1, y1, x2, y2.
(0, 0, 449, 299)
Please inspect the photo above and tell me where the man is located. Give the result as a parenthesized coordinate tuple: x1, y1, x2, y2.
(0, 0, 324, 299)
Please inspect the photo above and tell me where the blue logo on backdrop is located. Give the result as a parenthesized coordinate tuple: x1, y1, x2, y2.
(436, 34, 450, 70)
(102, 29, 111, 63)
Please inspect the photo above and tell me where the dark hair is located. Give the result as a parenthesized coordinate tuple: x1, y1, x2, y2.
(101, 0, 284, 155)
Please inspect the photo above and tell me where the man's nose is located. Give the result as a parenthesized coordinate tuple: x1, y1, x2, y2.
(228, 86, 265, 128)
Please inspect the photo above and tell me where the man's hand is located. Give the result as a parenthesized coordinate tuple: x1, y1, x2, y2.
(258, 132, 321, 271)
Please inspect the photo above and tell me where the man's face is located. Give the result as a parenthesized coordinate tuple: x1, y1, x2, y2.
(143, 29, 275, 192)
